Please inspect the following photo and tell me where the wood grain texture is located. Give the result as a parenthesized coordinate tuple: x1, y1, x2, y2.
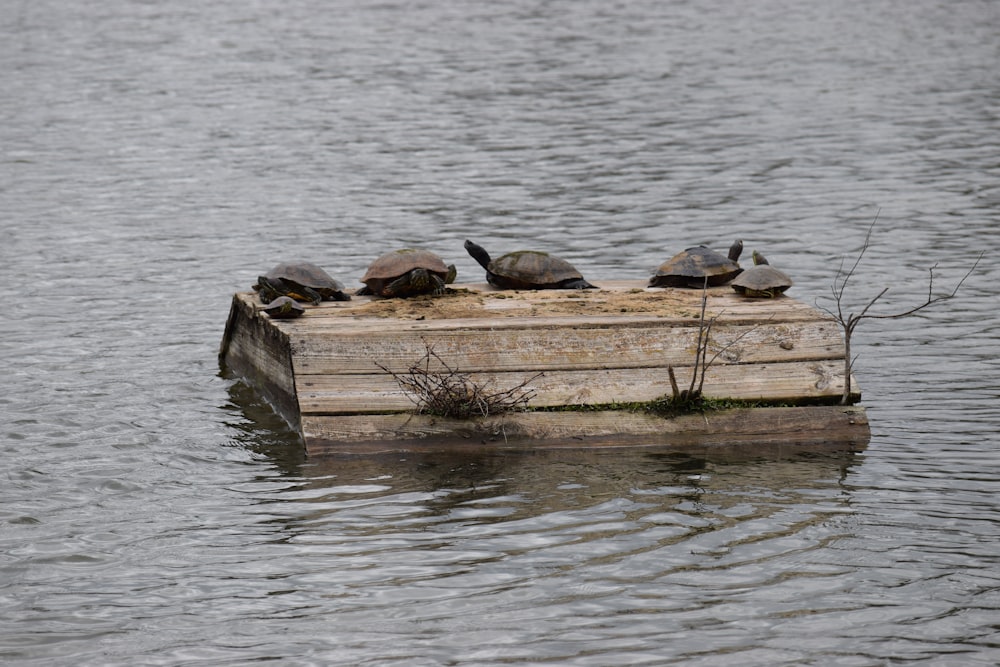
(296, 360, 856, 414)
(219, 294, 300, 430)
(288, 320, 844, 375)
(302, 406, 871, 454)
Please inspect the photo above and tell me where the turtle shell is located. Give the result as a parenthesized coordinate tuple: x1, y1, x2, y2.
(495, 251, 590, 288)
(261, 295, 305, 319)
(359, 248, 455, 297)
(649, 242, 743, 288)
(731, 254, 793, 298)
(464, 240, 594, 290)
(256, 261, 350, 303)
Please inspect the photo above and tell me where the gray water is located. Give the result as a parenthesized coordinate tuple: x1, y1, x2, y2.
(2, 0, 999, 664)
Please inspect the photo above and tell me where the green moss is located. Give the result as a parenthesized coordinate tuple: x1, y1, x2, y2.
(533, 395, 802, 418)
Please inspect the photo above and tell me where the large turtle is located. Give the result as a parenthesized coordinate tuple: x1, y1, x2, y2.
(648, 240, 743, 288)
(254, 261, 351, 305)
(731, 251, 793, 298)
(464, 240, 596, 290)
(357, 248, 457, 298)
(260, 295, 305, 319)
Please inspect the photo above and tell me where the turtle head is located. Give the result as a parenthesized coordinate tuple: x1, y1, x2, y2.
(409, 268, 431, 291)
(444, 264, 457, 285)
(464, 240, 492, 270)
(728, 239, 744, 262)
(752, 251, 769, 266)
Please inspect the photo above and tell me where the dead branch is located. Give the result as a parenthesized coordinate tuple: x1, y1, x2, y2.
(687, 279, 711, 397)
(698, 314, 773, 396)
(816, 211, 982, 404)
(376, 344, 541, 419)
(664, 279, 766, 409)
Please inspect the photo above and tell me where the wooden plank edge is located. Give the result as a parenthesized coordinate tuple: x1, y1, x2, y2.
(300, 405, 870, 456)
(294, 361, 863, 414)
(231, 290, 833, 329)
(219, 294, 302, 433)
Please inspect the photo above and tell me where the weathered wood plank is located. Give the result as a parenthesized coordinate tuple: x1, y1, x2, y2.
(302, 302, 823, 327)
(301, 406, 871, 453)
(296, 360, 857, 415)
(288, 319, 844, 375)
(233, 281, 831, 327)
(219, 294, 300, 430)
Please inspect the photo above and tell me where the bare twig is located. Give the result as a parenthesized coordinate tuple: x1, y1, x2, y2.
(668, 366, 681, 400)
(377, 343, 541, 419)
(688, 278, 711, 397)
(816, 211, 982, 404)
(664, 279, 766, 409)
(698, 314, 773, 396)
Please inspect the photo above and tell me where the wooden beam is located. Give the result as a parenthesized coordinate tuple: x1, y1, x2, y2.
(301, 406, 870, 454)
(289, 320, 845, 375)
(219, 294, 300, 431)
(295, 360, 857, 414)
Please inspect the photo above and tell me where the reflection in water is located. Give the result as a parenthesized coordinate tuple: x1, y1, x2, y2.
(220, 383, 866, 664)
(226, 373, 860, 552)
(221, 374, 308, 467)
(224, 370, 860, 498)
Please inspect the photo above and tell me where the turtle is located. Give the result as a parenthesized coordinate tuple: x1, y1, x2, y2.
(260, 295, 305, 319)
(356, 248, 457, 298)
(464, 240, 596, 290)
(648, 239, 744, 288)
(253, 261, 351, 305)
(731, 251, 793, 298)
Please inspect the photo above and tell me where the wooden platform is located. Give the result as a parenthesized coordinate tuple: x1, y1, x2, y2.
(219, 281, 870, 456)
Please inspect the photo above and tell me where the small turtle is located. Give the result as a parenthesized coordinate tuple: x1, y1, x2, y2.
(464, 240, 596, 290)
(731, 251, 793, 298)
(648, 240, 743, 288)
(261, 295, 305, 319)
(254, 261, 351, 305)
(357, 248, 457, 298)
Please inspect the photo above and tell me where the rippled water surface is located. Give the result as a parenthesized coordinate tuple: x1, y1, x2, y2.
(2, 0, 999, 664)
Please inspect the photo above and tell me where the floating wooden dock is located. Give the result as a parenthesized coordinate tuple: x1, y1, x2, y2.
(219, 281, 870, 456)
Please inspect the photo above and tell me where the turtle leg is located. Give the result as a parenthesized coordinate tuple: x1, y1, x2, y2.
(385, 269, 433, 298)
(303, 287, 323, 305)
(274, 279, 321, 304)
(383, 274, 415, 298)
(255, 280, 281, 303)
(429, 274, 447, 295)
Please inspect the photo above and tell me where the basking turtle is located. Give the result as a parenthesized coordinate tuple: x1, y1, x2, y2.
(254, 261, 351, 305)
(648, 240, 743, 288)
(464, 240, 596, 290)
(260, 295, 305, 319)
(731, 251, 793, 298)
(357, 248, 457, 298)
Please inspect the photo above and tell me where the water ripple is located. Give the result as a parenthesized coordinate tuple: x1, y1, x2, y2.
(3, 0, 1000, 664)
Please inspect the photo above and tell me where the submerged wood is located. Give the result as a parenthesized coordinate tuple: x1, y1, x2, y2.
(301, 406, 869, 456)
(220, 280, 869, 455)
